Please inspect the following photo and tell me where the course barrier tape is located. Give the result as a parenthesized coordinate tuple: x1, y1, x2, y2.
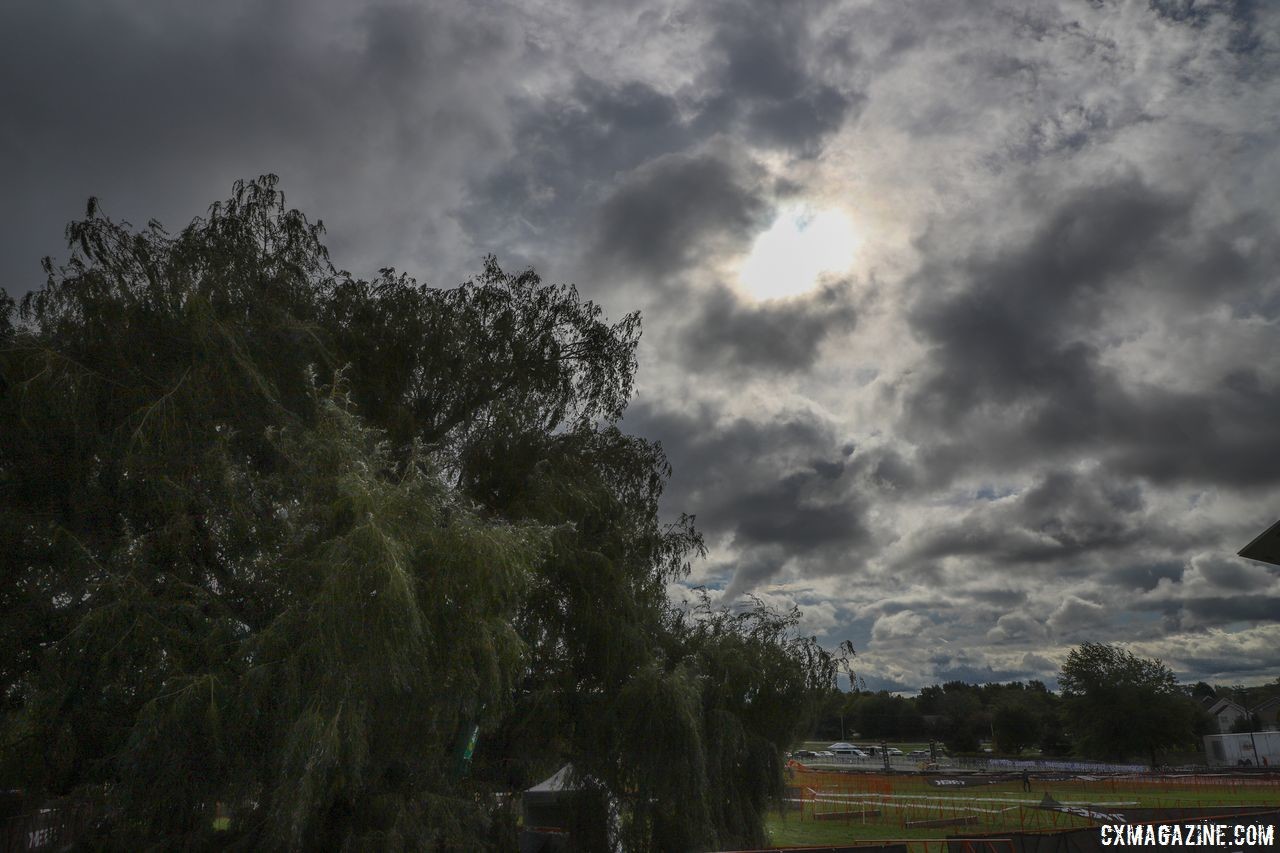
(799, 790, 1139, 807)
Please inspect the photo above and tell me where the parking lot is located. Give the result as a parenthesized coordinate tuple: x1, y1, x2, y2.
(789, 749, 957, 772)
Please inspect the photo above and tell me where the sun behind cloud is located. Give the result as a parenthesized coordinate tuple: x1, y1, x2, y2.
(737, 203, 859, 301)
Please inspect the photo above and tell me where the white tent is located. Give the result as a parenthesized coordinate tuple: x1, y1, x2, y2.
(521, 765, 618, 853)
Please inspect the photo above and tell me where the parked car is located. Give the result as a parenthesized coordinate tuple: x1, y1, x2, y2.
(793, 750, 817, 759)
(885, 747, 903, 756)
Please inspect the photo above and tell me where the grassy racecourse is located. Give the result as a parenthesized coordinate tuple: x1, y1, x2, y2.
(767, 770, 1280, 849)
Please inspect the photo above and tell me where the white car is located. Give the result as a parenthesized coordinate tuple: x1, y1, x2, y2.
(886, 747, 903, 756)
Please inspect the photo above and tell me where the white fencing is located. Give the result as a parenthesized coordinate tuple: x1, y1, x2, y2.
(799, 754, 956, 771)
(799, 754, 1151, 773)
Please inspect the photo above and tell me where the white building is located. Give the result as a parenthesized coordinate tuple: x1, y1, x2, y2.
(1203, 731, 1280, 767)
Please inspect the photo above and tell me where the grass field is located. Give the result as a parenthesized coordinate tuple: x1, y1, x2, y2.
(765, 769, 1280, 850)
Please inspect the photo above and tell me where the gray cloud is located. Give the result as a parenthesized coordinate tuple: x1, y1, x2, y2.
(0, 1, 542, 295)
(1108, 562, 1186, 592)
(623, 400, 877, 598)
(699, 0, 865, 157)
(458, 76, 701, 258)
(5, 0, 1280, 688)
(900, 467, 1157, 573)
(907, 177, 1187, 427)
(680, 282, 858, 374)
(987, 613, 1049, 644)
(1047, 595, 1108, 637)
(588, 152, 770, 282)
(903, 174, 1280, 492)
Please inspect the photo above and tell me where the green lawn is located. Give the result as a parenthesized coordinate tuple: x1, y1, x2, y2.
(769, 814, 993, 847)
(767, 775, 1279, 849)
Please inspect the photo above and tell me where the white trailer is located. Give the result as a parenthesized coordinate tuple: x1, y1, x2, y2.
(1203, 731, 1280, 767)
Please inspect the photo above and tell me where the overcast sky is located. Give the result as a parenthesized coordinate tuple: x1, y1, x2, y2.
(5, 0, 1279, 691)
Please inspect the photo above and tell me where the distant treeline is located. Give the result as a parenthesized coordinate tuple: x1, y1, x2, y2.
(812, 672, 1280, 759)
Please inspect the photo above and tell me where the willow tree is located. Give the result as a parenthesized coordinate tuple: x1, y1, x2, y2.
(1, 177, 840, 850)
(0, 179, 587, 849)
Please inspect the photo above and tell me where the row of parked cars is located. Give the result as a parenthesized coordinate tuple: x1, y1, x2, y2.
(791, 743, 907, 759)
(790, 744, 946, 760)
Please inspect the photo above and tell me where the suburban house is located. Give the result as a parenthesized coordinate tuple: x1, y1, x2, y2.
(1253, 695, 1280, 731)
(1199, 696, 1249, 733)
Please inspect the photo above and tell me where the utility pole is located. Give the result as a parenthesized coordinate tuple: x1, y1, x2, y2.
(1245, 703, 1261, 767)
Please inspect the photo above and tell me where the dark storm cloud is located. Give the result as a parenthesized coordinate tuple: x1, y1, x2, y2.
(1184, 596, 1280, 622)
(708, 549, 788, 603)
(860, 674, 915, 692)
(453, 0, 865, 282)
(1109, 562, 1186, 592)
(930, 658, 1032, 685)
(680, 282, 858, 374)
(625, 400, 875, 595)
(7, 0, 1279, 688)
(0, 0, 517, 293)
(697, 0, 864, 157)
(727, 465, 868, 554)
(908, 177, 1187, 425)
(1148, 0, 1268, 55)
(459, 77, 700, 244)
(865, 448, 920, 494)
(588, 152, 769, 281)
(1195, 557, 1273, 592)
(1046, 595, 1109, 637)
(903, 175, 1280, 491)
(743, 85, 861, 154)
(986, 613, 1047, 644)
(901, 468, 1156, 571)
(446, 0, 867, 286)
(1128, 553, 1280, 630)
(1111, 385, 1280, 488)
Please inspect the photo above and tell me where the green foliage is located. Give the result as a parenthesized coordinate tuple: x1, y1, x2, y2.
(642, 592, 843, 850)
(1059, 642, 1197, 764)
(936, 689, 983, 754)
(845, 692, 925, 741)
(992, 697, 1042, 755)
(1, 175, 555, 846)
(1230, 713, 1262, 734)
(1, 176, 839, 850)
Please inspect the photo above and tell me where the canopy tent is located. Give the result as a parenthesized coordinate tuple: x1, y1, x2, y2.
(520, 765, 614, 853)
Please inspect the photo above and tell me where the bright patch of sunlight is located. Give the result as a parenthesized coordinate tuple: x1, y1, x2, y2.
(737, 204, 858, 301)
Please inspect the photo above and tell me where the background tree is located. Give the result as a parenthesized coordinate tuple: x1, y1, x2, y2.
(1230, 713, 1262, 735)
(810, 690, 855, 741)
(992, 696, 1042, 755)
(846, 692, 924, 741)
(1058, 642, 1197, 766)
(936, 687, 983, 753)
